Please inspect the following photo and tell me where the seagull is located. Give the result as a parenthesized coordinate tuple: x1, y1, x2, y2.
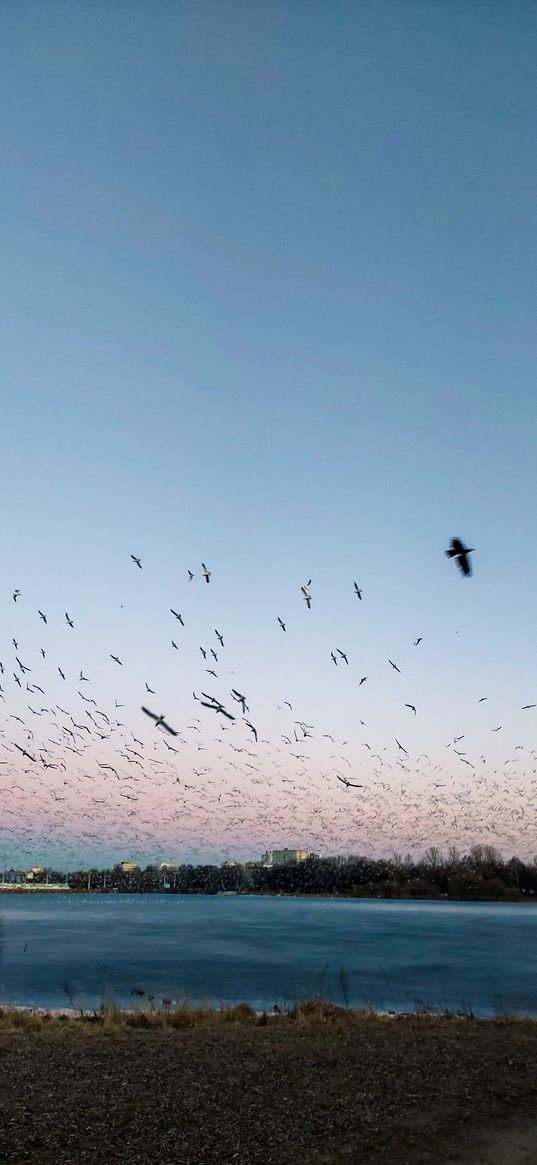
(215, 630, 224, 647)
(171, 641, 179, 651)
(353, 582, 363, 600)
(145, 683, 155, 694)
(405, 704, 416, 715)
(188, 570, 194, 581)
(141, 708, 177, 736)
(12, 639, 18, 649)
(170, 610, 184, 624)
(395, 739, 408, 753)
(131, 555, 142, 569)
(337, 775, 363, 788)
(478, 697, 487, 702)
(244, 720, 258, 743)
(337, 649, 349, 665)
(414, 638, 422, 646)
(277, 618, 286, 632)
(201, 563, 211, 583)
(200, 647, 207, 659)
(445, 538, 474, 578)
(79, 671, 89, 682)
(522, 705, 536, 710)
(359, 676, 367, 686)
(41, 649, 46, 659)
(331, 652, 338, 666)
(301, 581, 312, 609)
(388, 659, 401, 673)
(110, 655, 123, 665)
(65, 613, 74, 628)
(491, 726, 503, 732)
(38, 610, 47, 623)
(13, 589, 20, 602)
(58, 668, 65, 680)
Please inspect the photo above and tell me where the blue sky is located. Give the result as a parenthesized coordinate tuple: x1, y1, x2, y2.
(1, 2, 536, 868)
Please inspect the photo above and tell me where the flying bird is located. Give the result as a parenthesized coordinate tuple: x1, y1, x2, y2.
(13, 589, 20, 602)
(58, 668, 65, 680)
(337, 649, 349, 665)
(131, 555, 142, 569)
(359, 676, 367, 686)
(170, 610, 184, 624)
(201, 563, 211, 583)
(353, 582, 363, 599)
(445, 537, 474, 577)
(145, 683, 155, 694)
(110, 655, 123, 665)
(277, 618, 286, 632)
(215, 630, 224, 647)
(38, 610, 47, 623)
(522, 705, 536, 710)
(388, 659, 401, 673)
(414, 638, 422, 646)
(141, 707, 177, 736)
(65, 613, 74, 628)
(187, 570, 194, 581)
(337, 775, 363, 788)
(301, 581, 312, 609)
(405, 704, 417, 715)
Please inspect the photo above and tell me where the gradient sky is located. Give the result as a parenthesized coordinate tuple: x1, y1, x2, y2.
(1, 2, 537, 869)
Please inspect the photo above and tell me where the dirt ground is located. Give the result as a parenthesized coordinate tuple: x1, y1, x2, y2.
(0, 1012, 536, 1164)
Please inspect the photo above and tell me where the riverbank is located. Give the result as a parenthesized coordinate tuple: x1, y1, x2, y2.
(1, 1005, 536, 1164)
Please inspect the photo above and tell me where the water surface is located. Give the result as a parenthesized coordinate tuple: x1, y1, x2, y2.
(0, 893, 535, 1016)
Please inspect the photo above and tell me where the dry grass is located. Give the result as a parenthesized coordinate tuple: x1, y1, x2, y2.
(0, 1003, 537, 1163)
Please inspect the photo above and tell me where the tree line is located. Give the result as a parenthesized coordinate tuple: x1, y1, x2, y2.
(36, 846, 537, 900)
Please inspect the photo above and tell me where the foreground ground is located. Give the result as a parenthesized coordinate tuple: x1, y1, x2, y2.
(1, 1005, 536, 1164)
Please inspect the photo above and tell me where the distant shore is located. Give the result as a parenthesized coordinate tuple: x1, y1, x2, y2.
(1, 884, 536, 902)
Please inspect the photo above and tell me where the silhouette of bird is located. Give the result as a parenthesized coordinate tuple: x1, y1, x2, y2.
(171, 641, 179, 651)
(414, 638, 422, 646)
(65, 613, 74, 628)
(110, 655, 123, 665)
(445, 537, 474, 577)
(301, 581, 312, 609)
(188, 570, 194, 581)
(353, 582, 362, 599)
(478, 697, 487, 702)
(202, 563, 211, 583)
(38, 610, 47, 623)
(170, 610, 184, 625)
(522, 705, 536, 710)
(359, 676, 367, 686)
(131, 555, 142, 569)
(337, 775, 363, 788)
(277, 617, 286, 631)
(215, 630, 224, 647)
(389, 659, 401, 673)
(145, 683, 155, 694)
(141, 708, 177, 736)
(405, 704, 417, 715)
(13, 590, 20, 602)
(331, 652, 338, 666)
(58, 668, 65, 680)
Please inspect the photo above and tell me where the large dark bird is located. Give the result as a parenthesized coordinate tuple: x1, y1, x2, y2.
(445, 538, 474, 577)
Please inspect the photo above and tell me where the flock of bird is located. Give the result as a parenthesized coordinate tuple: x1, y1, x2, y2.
(1, 535, 537, 871)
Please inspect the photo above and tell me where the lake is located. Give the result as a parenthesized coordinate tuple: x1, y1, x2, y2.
(0, 893, 535, 1016)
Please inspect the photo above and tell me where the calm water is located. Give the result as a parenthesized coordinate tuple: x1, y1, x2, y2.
(0, 893, 536, 1016)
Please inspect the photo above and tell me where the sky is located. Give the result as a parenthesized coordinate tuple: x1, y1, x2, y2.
(1, 1, 537, 869)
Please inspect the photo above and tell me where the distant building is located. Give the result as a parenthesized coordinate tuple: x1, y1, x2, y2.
(119, 862, 139, 873)
(3, 868, 26, 885)
(159, 862, 177, 872)
(222, 860, 240, 868)
(262, 849, 313, 867)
